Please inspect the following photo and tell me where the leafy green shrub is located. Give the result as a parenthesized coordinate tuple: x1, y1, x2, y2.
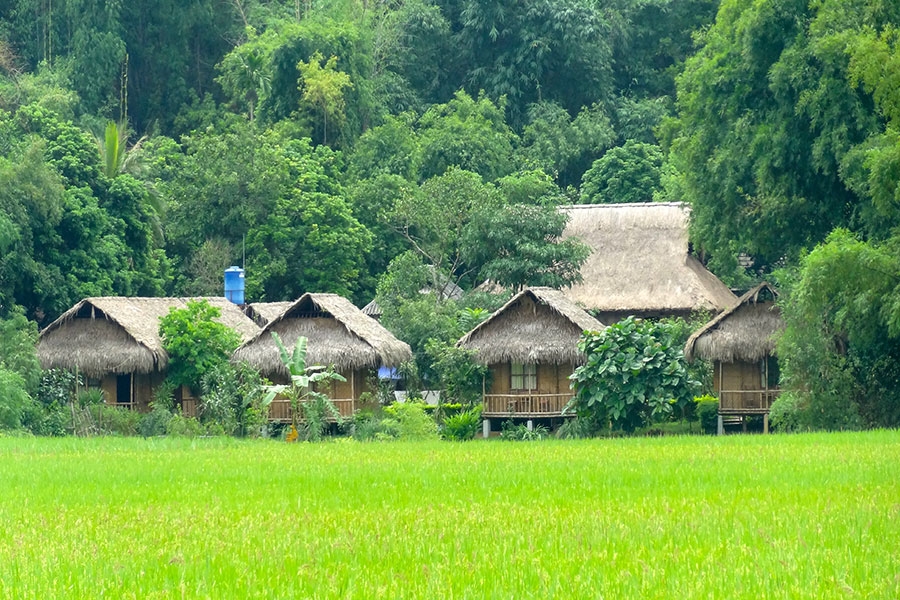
(200, 362, 268, 436)
(89, 405, 143, 436)
(570, 317, 700, 432)
(351, 409, 398, 441)
(442, 406, 482, 441)
(37, 369, 80, 408)
(555, 417, 596, 439)
(159, 299, 241, 390)
(0, 367, 32, 431)
(500, 420, 550, 441)
(694, 395, 719, 435)
(165, 414, 204, 437)
(769, 393, 802, 433)
(382, 402, 439, 441)
(139, 403, 173, 437)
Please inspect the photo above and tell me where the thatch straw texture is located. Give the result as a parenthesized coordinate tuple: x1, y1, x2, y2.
(684, 283, 783, 362)
(37, 297, 260, 376)
(561, 203, 737, 315)
(361, 299, 382, 318)
(233, 293, 412, 375)
(457, 288, 603, 365)
(245, 301, 293, 326)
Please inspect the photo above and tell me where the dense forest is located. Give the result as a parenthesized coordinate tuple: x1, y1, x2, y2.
(1, 0, 899, 430)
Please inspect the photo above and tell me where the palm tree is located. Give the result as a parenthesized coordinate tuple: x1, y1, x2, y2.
(95, 120, 146, 179)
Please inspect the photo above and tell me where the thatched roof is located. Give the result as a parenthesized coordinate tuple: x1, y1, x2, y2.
(245, 301, 293, 326)
(361, 299, 382, 318)
(457, 287, 603, 365)
(232, 293, 412, 375)
(37, 297, 260, 376)
(560, 203, 737, 315)
(684, 282, 783, 363)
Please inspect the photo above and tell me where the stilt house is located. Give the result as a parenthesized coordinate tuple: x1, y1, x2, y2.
(36, 297, 260, 411)
(232, 293, 412, 421)
(457, 288, 603, 429)
(684, 282, 783, 432)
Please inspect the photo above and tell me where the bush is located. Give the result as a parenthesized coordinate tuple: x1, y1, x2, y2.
(139, 403, 173, 437)
(694, 395, 719, 434)
(90, 405, 143, 436)
(0, 367, 33, 431)
(500, 420, 550, 441)
(165, 414, 204, 437)
(769, 393, 802, 433)
(442, 406, 482, 441)
(382, 402, 439, 441)
(352, 410, 394, 441)
(555, 417, 596, 439)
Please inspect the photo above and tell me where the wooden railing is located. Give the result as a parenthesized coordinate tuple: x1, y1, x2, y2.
(483, 393, 574, 417)
(268, 398, 356, 423)
(719, 389, 780, 414)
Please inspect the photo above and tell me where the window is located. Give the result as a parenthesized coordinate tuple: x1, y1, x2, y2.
(510, 363, 536, 390)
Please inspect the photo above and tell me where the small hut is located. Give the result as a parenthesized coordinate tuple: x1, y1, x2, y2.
(37, 297, 260, 411)
(561, 203, 737, 323)
(232, 293, 412, 421)
(457, 287, 603, 432)
(684, 282, 783, 433)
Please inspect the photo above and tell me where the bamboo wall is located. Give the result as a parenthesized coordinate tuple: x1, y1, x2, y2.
(487, 363, 574, 395)
(715, 360, 779, 414)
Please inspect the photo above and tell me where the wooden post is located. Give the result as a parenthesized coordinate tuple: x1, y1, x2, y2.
(351, 370, 356, 414)
(717, 415, 724, 436)
(763, 413, 769, 434)
(482, 418, 490, 439)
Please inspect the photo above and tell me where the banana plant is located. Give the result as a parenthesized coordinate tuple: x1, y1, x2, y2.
(263, 333, 346, 440)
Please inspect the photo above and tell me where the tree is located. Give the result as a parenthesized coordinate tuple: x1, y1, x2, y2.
(95, 121, 146, 179)
(159, 300, 242, 391)
(263, 334, 346, 441)
(297, 51, 353, 146)
(777, 229, 900, 429)
(569, 317, 699, 432)
(579, 141, 664, 204)
(461, 203, 590, 291)
(668, 0, 900, 280)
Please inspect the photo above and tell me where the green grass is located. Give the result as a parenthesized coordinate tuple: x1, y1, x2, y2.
(1, 432, 899, 598)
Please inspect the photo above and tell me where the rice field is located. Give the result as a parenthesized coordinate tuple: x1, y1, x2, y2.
(0, 432, 899, 599)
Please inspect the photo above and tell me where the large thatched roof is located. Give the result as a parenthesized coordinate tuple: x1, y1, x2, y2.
(684, 282, 783, 363)
(232, 293, 412, 375)
(457, 287, 603, 365)
(37, 297, 260, 376)
(245, 301, 294, 326)
(561, 203, 737, 316)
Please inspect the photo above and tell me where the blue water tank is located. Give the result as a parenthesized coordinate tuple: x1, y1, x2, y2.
(224, 266, 245, 305)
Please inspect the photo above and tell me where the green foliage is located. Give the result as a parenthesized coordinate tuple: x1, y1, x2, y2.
(200, 362, 269, 437)
(0, 367, 33, 431)
(139, 403, 174, 438)
(0, 308, 41, 394)
(669, 0, 900, 280)
(424, 342, 486, 406)
(297, 51, 354, 147)
(569, 317, 700, 432)
(263, 334, 345, 441)
(778, 229, 896, 430)
(555, 418, 596, 440)
(460, 203, 590, 291)
(441, 406, 482, 441)
(500, 420, 550, 441)
(416, 91, 517, 182)
(694, 395, 719, 435)
(768, 393, 802, 434)
(159, 300, 241, 391)
(579, 141, 664, 204)
(89, 404, 143, 436)
(380, 402, 439, 441)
